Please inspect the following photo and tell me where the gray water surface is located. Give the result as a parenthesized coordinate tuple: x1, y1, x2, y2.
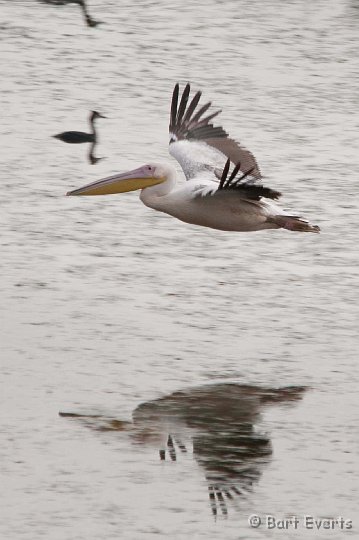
(1, 0, 358, 539)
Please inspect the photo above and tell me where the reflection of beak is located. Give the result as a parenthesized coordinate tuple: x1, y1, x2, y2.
(66, 165, 165, 196)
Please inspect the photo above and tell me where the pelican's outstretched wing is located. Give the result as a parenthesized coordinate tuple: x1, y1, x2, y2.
(169, 83, 262, 181)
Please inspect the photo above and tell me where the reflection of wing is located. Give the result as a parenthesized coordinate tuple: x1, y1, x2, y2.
(169, 84, 262, 181)
(132, 383, 305, 516)
(192, 426, 272, 517)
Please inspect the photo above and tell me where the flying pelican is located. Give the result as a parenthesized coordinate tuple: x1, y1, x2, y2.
(67, 84, 320, 233)
(54, 110, 106, 164)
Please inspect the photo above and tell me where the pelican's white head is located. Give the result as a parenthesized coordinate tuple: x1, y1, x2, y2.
(67, 161, 176, 197)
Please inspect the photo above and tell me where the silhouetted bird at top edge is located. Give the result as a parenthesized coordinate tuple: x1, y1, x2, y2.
(38, 1, 77, 4)
(38, 0, 104, 28)
(53, 110, 106, 144)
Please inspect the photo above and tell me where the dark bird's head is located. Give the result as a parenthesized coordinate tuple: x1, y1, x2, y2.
(90, 110, 106, 121)
(91, 111, 106, 120)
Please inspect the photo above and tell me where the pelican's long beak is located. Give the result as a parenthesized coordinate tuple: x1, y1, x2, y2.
(66, 165, 165, 196)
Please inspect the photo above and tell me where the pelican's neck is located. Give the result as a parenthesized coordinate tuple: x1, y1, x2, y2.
(139, 166, 177, 208)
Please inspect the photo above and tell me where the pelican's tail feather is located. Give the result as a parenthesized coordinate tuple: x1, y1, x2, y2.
(270, 215, 320, 233)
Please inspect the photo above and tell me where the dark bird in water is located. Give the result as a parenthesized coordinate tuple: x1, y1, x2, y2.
(38, 0, 103, 28)
(60, 383, 305, 518)
(53, 110, 106, 164)
(53, 110, 105, 143)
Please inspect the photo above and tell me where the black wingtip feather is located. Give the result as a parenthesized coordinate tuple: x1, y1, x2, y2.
(183, 91, 202, 124)
(169, 84, 228, 143)
(190, 101, 212, 124)
(188, 125, 225, 140)
(189, 110, 221, 132)
(233, 167, 255, 185)
(176, 83, 191, 126)
(228, 162, 242, 183)
(170, 83, 179, 131)
(219, 158, 231, 189)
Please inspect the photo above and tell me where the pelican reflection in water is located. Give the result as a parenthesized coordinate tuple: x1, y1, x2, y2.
(53, 110, 106, 164)
(60, 383, 305, 517)
(68, 84, 320, 233)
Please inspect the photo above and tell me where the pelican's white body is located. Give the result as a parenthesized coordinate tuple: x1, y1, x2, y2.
(140, 165, 281, 232)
